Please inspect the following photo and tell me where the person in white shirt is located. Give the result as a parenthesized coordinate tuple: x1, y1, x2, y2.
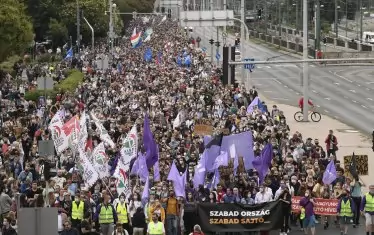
(274, 180, 295, 200)
(255, 185, 273, 204)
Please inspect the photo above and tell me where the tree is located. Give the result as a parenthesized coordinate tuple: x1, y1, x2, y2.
(0, 0, 33, 62)
(48, 18, 69, 50)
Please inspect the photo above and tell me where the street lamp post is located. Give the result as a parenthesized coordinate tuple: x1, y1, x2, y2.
(109, 0, 116, 53)
(76, 0, 81, 55)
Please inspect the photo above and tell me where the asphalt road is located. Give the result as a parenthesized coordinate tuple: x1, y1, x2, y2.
(194, 27, 374, 136)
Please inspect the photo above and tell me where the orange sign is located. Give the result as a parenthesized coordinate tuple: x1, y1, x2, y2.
(291, 196, 339, 216)
(194, 125, 213, 136)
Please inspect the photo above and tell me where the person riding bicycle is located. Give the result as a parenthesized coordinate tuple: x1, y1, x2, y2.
(298, 97, 314, 112)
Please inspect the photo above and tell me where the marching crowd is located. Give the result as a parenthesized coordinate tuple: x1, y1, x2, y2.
(0, 13, 372, 235)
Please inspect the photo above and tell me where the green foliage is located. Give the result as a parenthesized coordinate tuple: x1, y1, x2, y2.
(0, 55, 22, 73)
(25, 69, 83, 101)
(0, 0, 34, 63)
(48, 18, 68, 50)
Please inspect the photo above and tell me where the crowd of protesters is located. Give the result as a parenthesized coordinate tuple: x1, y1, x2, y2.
(0, 12, 371, 235)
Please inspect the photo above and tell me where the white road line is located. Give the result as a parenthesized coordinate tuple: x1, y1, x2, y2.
(296, 92, 300, 95)
(352, 100, 358, 103)
(316, 105, 321, 108)
(330, 70, 353, 83)
(284, 85, 288, 88)
(361, 105, 368, 109)
(272, 98, 289, 100)
(334, 82, 340, 85)
(367, 98, 373, 101)
(263, 90, 273, 93)
(272, 78, 282, 84)
(357, 84, 361, 87)
(367, 88, 371, 91)
(312, 90, 317, 93)
(324, 97, 331, 100)
(367, 82, 374, 84)
(324, 110, 330, 113)
(349, 90, 356, 93)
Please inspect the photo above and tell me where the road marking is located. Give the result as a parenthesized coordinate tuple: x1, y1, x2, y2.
(263, 90, 273, 93)
(357, 84, 361, 87)
(334, 82, 340, 85)
(316, 105, 321, 108)
(296, 92, 300, 95)
(352, 100, 358, 103)
(330, 70, 353, 83)
(324, 110, 330, 113)
(312, 90, 317, 93)
(367, 82, 374, 84)
(284, 85, 288, 88)
(272, 78, 282, 84)
(367, 98, 373, 101)
(367, 88, 371, 91)
(272, 97, 289, 100)
(349, 90, 356, 93)
(361, 105, 368, 109)
(324, 97, 331, 100)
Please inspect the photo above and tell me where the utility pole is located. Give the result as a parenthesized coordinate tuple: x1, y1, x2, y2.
(109, 0, 114, 53)
(278, 0, 281, 47)
(346, 0, 348, 37)
(302, 0, 309, 121)
(296, 0, 299, 31)
(76, 0, 80, 55)
(241, 0, 245, 84)
(315, 0, 321, 51)
(264, 2, 267, 34)
(360, 0, 363, 42)
(335, 0, 338, 38)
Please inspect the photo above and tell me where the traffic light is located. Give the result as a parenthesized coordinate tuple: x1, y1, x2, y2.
(167, 9, 172, 18)
(215, 41, 220, 47)
(235, 38, 240, 46)
(257, 9, 262, 19)
(209, 39, 214, 45)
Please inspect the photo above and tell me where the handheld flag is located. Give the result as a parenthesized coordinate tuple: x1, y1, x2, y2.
(322, 160, 337, 185)
(349, 152, 359, 180)
(65, 48, 73, 60)
(252, 143, 273, 184)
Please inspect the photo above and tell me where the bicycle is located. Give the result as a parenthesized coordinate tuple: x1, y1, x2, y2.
(294, 106, 322, 122)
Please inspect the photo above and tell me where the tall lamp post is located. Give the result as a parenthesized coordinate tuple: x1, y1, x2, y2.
(109, 0, 116, 53)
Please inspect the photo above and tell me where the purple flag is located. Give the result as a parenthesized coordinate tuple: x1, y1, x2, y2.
(130, 156, 140, 175)
(220, 131, 255, 170)
(230, 144, 239, 175)
(323, 160, 337, 185)
(247, 97, 259, 113)
(138, 153, 149, 182)
(154, 160, 160, 181)
(212, 151, 229, 170)
(141, 176, 150, 201)
(212, 168, 221, 189)
(193, 151, 207, 189)
(252, 143, 273, 185)
(167, 161, 187, 198)
(203, 136, 221, 172)
(143, 114, 158, 168)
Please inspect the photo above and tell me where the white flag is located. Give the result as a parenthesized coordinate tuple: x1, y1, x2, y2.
(120, 125, 138, 165)
(92, 142, 110, 179)
(91, 112, 116, 148)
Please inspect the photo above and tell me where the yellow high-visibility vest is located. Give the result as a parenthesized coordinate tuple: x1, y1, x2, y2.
(71, 201, 84, 220)
(300, 207, 305, 220)
(116, 203, 128, 224)
(99, 204, 114, 224)
(148, 221, 164, 235)
(340, 199, 353, 217)
(365, 193, 374, 212)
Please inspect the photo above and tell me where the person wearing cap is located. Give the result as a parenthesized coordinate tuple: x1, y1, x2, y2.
(147, 213, 165, 235)
(337, 189, 355, 235)
(189, 224, 204, 235)
(360, 185, 374, 235)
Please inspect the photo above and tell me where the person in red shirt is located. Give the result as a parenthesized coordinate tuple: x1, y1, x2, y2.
(190, 224, 204, 235)
(298, 97, 314, 111)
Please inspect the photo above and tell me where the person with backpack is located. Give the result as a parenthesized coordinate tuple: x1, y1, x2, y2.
(337, 189, 355, 235)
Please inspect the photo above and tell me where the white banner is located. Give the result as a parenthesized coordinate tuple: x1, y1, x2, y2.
(91, 112, 116, 148)
(92, 142, 109, 179)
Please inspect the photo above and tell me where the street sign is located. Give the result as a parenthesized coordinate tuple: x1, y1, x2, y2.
(216, 52, 221, 61)
(244, 58, 255, 72)
(201, 47, 207, 52)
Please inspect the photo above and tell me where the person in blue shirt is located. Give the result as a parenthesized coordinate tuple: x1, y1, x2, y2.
(222, 188, 235, 203)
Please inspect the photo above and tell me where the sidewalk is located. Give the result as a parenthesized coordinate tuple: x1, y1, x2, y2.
(261, 95, 373, 191)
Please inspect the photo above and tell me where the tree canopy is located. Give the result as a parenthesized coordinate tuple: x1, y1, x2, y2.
(0, 0, 34, 62)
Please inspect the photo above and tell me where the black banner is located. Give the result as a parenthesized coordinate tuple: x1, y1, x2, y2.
(197, 201, 284, 232)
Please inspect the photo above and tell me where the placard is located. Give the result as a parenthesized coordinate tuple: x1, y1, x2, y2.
(194, 124, 213, 136)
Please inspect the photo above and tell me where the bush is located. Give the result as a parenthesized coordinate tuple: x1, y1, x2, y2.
(0, 55, 21, 73)
(25, 69, 83, 101)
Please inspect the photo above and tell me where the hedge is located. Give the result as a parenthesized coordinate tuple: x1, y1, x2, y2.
(24, 69, 84, 101)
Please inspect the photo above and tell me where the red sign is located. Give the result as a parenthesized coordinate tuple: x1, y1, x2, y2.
(291, 196, 339, 216)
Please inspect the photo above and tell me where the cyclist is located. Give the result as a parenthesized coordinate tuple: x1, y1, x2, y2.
(298, 97, 314, 112)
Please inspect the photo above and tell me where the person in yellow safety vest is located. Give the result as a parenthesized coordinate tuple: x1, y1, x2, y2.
(337, 189, 355, 235)
(360, 185, 374, 235)
(300, 207, 305, 232)
(147, 213, 165, 235)
(70, 193, 86, 231)
(116, 195, 131, 233)
(94, 194, 118, 235)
